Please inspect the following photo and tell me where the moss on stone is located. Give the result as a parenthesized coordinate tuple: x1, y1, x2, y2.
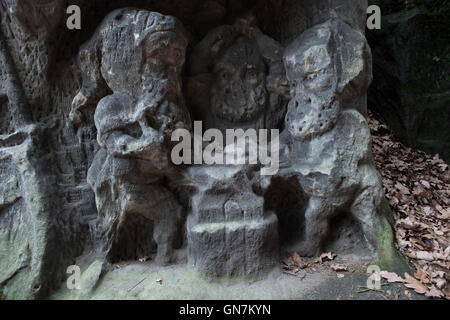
(373, 200, 411, 274)
(0, 139, 54, 300)
(382, 198, 395, 227)
(79, 260, 104, 298)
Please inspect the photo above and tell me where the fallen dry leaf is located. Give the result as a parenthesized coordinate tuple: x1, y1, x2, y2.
(414, 269, 430, 284)
(404, 273, 428, 295)
(292, 252, 303, 267)
(420, 180, 431, 189)
(380, 271, 404, 283)
(425, 287, 445, 299)
(315, 252, 337, 264)
(416, 251, 434, 261)
(331, 264, 348, 272)
(395, 182, 410, 195)
(435, 278, 446, 289)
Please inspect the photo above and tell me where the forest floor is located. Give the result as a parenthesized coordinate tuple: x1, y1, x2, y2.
(53, 257, 426, 300)
(368, 113, 449, 299)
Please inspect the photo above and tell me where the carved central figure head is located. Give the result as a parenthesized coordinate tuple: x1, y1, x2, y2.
(137, 14, 188, 70)
(187, 17, 288, 132)
(211, 37, 268, 122)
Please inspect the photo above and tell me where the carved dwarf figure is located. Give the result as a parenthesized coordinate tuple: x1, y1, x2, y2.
(187, 15, 289, 133)
(71, 9, 191, 265)
(279, 19, 393, 258)
(184, 17, 289, 278)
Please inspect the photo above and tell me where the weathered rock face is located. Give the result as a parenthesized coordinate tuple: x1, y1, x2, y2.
(283, 19, 372, 140)
(0, 1, 89, 299)
(75, 9, 191, 266)
(0, 0, 400, 298)
(0, 126, 52, 299)
(367, 1, 450, 162)
(277, 18, 387, 258)
(185, 16, 287, 278)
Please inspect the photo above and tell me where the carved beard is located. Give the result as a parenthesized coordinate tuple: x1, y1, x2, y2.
(211, 81, 268, 123)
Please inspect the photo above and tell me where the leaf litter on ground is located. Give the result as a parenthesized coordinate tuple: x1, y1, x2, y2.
(369, 113, 449, 299)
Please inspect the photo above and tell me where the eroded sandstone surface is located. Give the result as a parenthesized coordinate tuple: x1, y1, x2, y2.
(0, 0, 401, 299)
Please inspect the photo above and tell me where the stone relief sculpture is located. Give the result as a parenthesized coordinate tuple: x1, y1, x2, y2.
(71, 8, 395, 277)
(185, 16, 289, 278)
(0, 0, 406, 299)
(277, 19, 394, 261)
(0, 5, 59, 298)
(71, 9, 191, 265)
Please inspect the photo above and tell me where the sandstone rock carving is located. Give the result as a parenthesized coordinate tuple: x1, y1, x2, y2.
(0, 13, 57, 299)
(278, 19, 393, 261)
(72, 9, 191, 265)
(185, 16, 289, 278)
(0, 1, 405, 299)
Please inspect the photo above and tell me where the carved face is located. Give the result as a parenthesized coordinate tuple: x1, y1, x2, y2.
(285, 46, 339, 141)
(283, 20, 372, 141)
(93, 10, 189, 99)
(283, 25, 340, 141)
(144, 30, 188, 69)
(210, 37, 268, 123)
(132, 12, 189, 70)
